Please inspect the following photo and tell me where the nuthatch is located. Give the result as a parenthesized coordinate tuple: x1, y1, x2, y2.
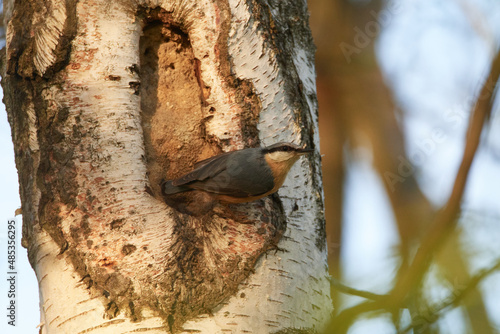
(161, 142, 313, 215)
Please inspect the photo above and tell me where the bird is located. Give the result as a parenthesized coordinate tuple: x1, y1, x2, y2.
(161, 142, 313, 215)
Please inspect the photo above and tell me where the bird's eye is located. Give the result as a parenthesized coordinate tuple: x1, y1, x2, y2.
(282, 146, 290, 151)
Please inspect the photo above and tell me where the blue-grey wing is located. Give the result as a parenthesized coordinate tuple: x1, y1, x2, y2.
(172, 152, 233, 186)
(172, 149, 274, 197)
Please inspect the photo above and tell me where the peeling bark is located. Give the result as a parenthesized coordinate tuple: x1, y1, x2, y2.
(2, 0, 332, 333)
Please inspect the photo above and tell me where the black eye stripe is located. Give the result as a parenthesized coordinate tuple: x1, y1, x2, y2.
(262, 142, 303, 154)
(268, 146, 293, 153)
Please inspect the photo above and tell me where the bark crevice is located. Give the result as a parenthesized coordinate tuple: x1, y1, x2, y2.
(136, 8, 287, 329)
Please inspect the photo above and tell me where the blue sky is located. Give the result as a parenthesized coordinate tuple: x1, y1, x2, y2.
(340, 0, 500, 332)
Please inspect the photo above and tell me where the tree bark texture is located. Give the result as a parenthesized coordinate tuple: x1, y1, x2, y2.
(2, 0, 331, 333)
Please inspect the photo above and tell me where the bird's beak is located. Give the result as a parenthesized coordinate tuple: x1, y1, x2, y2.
(298, 147, 314, 154)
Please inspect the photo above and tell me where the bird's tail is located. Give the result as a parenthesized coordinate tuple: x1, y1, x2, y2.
(161, 179, 191, 195)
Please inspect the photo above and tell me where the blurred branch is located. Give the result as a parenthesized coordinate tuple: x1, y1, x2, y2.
(328, 49, 500, 333)
(457, 0, 496, 55)
(310, 0, 434, 315)
(398, 260, 500, 333)
(331, 278, 387, 301)
(390, 48, 500, 306)
(435, 228, 494, 334)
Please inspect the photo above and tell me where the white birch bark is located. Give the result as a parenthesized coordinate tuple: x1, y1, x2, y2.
(2, 0, 332, 333)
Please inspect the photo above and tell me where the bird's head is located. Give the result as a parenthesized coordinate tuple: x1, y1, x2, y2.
(263, 142, 314, 164)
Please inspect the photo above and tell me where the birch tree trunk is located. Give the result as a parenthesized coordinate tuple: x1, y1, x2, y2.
(1, 0, 332, 333)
